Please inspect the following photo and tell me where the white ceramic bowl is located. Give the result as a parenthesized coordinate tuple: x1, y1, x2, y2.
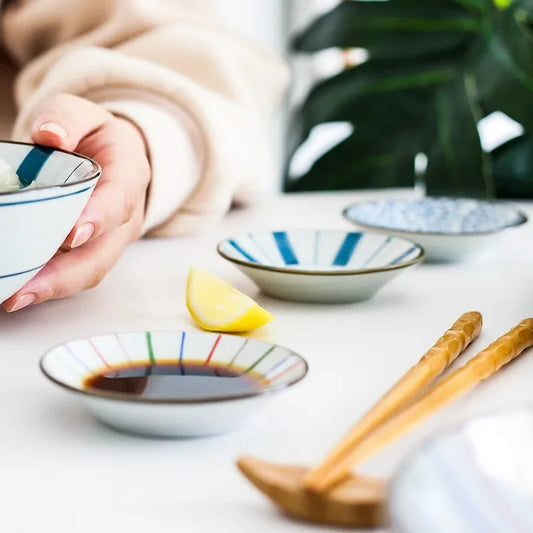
(0, 141, 100, 302)
(389, 407, 533, 533)
(344, 198, 527, 262)
(40, 330, 308, 438)
(217, 230, 424, 303)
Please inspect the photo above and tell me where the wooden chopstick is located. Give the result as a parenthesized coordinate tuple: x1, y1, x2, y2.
(304, 311, 482, 491)
(308, 318, 533, 493)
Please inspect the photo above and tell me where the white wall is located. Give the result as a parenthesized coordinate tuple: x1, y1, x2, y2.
(210, 1, 349, 184)
(209, 1, 376, 186)
(211, 0, 286, 53)
(210, 0, 288, 181)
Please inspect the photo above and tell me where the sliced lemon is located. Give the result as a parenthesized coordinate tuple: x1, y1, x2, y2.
(186, 268, 274, 333)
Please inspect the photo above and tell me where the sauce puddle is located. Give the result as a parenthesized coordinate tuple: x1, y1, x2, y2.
(83, 362, 266, 400)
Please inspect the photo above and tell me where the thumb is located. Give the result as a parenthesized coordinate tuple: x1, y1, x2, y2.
(31, 93, 111, 151)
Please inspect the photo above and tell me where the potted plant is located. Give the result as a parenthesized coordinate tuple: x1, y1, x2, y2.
(286, 0, 533, 198)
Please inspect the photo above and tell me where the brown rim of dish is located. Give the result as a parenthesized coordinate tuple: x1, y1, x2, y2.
(39, 332, 309, 405)
(0, 140, 101, 197)
(343, 200, 529, 237)
(216, 231, 425, 276)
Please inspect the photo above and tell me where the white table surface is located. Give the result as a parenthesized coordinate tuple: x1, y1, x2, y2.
(2, 190, 533, 533)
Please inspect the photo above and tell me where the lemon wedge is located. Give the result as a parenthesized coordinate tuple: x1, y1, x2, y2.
(186, 268, 274, 332)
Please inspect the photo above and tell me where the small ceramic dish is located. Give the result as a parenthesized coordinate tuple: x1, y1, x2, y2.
(217, 230, 424, 303)
(343, 198, 527, 262)
(0, 141, 100, 302)
(388, 407, 533, 533)
(40, 330, 308, 438)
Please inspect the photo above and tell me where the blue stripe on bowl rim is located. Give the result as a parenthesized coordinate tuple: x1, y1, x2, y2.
(0, 141, 100, 198)
(0, 184, 95, 207)
(333, 232, 363, 266)
(217, 230, 425, 276)
(343, 199, 528, 237)
(273, 231, 299, 265)
(0, 264, 45, 279)
(17, 145, 54, 187)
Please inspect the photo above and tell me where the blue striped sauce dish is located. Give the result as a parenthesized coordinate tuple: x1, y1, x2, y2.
(388, 407, 533, 533)
(40, 330, 308, 438)
(217, 230, 424, 303)
(0, 141, 100, 302)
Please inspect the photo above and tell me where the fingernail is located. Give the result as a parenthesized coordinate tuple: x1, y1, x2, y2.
(39, 122, 67, 139)
(7, 293, 36, 312)
(71, 223, 95, 248)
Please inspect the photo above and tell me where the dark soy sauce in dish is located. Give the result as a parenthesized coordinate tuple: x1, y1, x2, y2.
(83, 362, 267, 400)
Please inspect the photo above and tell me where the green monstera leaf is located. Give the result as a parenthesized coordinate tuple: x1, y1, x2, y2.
(286, 0, 533, 198)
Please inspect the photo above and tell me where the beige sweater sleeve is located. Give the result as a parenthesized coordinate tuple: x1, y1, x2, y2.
(2, 0, 289, 235)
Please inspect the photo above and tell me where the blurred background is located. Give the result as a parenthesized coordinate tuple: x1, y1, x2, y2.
(213, 0, 532, 200)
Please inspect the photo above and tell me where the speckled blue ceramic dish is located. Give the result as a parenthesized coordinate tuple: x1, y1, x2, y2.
(344, 198, 527, 262)
(389, 407, 533, 533)
(218, 229, 424, 303)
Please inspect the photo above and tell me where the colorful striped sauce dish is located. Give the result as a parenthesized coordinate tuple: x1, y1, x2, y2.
(388, 407, 533, 533)
(0, 141, 100, 302)
(40, 330, 308, 438)
(217, 230, 424, 303)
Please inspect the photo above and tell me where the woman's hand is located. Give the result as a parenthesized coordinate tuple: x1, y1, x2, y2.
(2, 94, 151, 312)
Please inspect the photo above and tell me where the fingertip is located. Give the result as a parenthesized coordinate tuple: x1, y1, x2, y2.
(32, 121, 69, 148)
(70, 222, 95, 249)
(3, 292, 36, 312)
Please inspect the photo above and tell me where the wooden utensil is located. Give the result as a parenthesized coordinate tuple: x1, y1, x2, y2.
(304, 311, 482, 491)
(237, 317, 533, 528)
(238, 311, 481, 527)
